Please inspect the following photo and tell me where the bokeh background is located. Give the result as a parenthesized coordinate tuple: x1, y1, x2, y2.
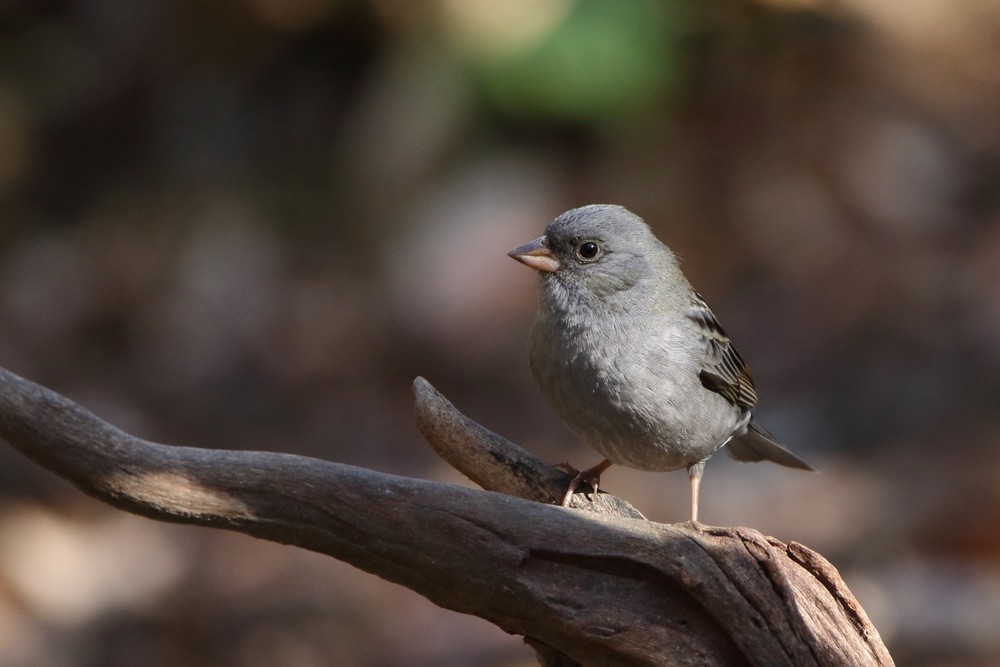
(0, 0, 998, 665)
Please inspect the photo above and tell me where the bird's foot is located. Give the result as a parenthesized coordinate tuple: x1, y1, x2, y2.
(558, 459, 613, 507)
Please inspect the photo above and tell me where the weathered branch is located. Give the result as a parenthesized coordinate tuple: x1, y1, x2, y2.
(0, 367, 892, 666)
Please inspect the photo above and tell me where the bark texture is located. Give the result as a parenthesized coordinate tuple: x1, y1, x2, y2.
(0, 367, 892, 666)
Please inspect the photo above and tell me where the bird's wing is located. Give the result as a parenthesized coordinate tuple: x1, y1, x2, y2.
(684, 292, 758, 410)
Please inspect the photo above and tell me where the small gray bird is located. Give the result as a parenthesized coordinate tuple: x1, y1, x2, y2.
(508, 204, 815, 522)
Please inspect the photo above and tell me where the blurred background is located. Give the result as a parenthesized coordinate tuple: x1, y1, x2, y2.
(0, 0, 998, 664)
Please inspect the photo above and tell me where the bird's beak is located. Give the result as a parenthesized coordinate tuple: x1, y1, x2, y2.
(507, 235, 560, 273)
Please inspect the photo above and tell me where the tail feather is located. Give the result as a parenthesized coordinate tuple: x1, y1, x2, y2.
(726, 421, 817, 472)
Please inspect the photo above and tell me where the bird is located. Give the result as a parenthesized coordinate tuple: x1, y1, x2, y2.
(507, 204, 816, 522)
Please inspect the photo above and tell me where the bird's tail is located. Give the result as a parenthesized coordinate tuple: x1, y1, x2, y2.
(726, 421, 817, 471)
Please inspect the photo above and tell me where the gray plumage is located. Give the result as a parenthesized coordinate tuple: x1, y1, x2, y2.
(508, 204, 815, 522)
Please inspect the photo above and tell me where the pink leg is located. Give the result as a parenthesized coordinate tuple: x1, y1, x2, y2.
(688, 461, 706, 523)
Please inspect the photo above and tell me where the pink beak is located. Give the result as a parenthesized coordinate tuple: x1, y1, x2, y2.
(507, 235, 560, 273)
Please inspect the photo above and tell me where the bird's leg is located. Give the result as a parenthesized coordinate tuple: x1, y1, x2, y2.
(553, 461, 579, 475)
(560, 459, 613, 506)
(687, 460, 706, 523)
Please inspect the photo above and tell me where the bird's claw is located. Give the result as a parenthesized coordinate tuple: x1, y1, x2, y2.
(557, 459, 612, 507)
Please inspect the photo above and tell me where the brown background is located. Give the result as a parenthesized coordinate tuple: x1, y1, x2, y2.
(0, 1, 998, 665)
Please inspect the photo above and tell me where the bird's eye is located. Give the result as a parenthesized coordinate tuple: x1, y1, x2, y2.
(576, 241, 601, 261)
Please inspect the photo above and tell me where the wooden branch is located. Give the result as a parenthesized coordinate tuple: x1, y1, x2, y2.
(0, 367, 893, 666)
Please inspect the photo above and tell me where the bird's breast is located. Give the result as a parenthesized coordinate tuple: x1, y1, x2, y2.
(529, 312, 742, 471)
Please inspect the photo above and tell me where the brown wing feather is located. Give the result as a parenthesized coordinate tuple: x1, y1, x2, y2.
(685, 292, 758, 410)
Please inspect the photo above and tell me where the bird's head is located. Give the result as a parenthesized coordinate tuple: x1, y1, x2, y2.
(508, 205, 678, 308)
